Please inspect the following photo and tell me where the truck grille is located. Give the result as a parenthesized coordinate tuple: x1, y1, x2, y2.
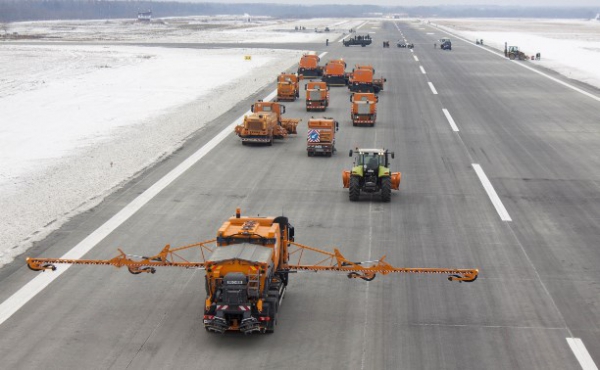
(246, 121, 264, 131)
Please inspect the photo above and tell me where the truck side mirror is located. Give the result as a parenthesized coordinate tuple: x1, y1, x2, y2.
(250, 104, 255, 112)
(280, 105, 286, 114)
(349, 150, 353, 157)
(391, 152, 395, 159)
(349, 96, 353, 103)
(336, 121, 339, 131)
(376, 96, 379, 103)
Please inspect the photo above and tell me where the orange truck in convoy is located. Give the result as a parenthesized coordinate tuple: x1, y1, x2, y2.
(297, 52, 323, 78)
(350, 92, 378, 126)
(305, 81, 329, 111)
(28, 208, 478, 334)
(306, 117, 338, 157)
(235, 100, 301, 145)
(347, 65, 386, 93)
(321, 59, 348, 86)
(276, 73, 302, 101)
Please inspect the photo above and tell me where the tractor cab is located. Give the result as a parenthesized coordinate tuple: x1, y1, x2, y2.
(356, 150, 388, 170)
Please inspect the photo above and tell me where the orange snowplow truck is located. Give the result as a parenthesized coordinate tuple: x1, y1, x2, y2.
(27, 207, 478, 334)
(235, 100, 301, 145)
(307, 117, 339, 157)
(348, 65, 386, 93)
(276, 72, 302, 102)
(321, 59, 348, 86)
(350, 92, 378, 126)
(297, 52, 323, 78)
(305, 81, 329, 111)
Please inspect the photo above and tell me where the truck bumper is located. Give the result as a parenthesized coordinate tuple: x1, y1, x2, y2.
(241, 137, 272, 143)
(307, 144, 334, 156)
(306, 101, 326, 111)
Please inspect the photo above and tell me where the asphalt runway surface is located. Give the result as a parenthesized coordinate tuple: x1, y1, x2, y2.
(1, 20, 599, 370)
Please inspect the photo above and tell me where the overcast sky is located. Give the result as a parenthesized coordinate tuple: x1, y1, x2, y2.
(183, 0, 600, 6)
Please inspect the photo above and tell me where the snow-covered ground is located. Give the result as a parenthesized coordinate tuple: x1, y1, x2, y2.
(0, 17, 361, 267)
(1, 17, 598, 268)
(428, 18, 600, 89)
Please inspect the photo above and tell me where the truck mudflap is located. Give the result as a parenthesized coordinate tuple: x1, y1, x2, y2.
(342, 170, 351, 188)
(391, 172, 401, 190)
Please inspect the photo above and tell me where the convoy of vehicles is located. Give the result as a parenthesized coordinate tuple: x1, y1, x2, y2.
(305, 81, 329, 111)
(306, 117, 338, 157)
(24, 34, 482, 339)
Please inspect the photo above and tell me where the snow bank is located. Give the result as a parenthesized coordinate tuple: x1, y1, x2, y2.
(6, 17, 356, 43)
(0, 16, 361, 268)
(428, 18, 600, 89)
(0, 43, 306, 267)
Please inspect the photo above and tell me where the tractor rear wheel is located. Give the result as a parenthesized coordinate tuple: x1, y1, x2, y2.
(349, 176, 360, 201)
(381, 177, 392, 202)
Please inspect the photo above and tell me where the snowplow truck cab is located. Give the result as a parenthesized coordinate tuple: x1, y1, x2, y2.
(234, 100, 300, 145)
(203, 209, 295, 334)
(305, 81, 330, 111)
(276, 72, 301, 102)
(342, 148, 401, 202)
(322, 59, 348, 86)
(306, 117, 338, 157)
(348, 65, 385, 94)
(350, 93, 378, 127)
(298, 52, 323, 78)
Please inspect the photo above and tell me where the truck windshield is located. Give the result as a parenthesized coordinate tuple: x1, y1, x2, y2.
(359, 153, 380, 169)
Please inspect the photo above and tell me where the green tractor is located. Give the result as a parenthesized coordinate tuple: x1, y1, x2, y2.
(342, 148, 401, 202)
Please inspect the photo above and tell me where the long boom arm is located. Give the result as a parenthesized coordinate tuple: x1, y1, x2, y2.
(27, 239, 478, 282)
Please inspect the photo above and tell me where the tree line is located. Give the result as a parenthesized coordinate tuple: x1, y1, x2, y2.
(0, 1, 597, 23)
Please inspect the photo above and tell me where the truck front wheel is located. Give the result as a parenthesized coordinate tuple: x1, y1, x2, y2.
(349, 176, 360, 201)
(381, 177, 392, 202)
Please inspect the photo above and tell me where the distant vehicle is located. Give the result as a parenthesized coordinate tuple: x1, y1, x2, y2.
(397, 42, 414, 49)
(343, 34, 372, 47)
(440, 38, 452, 50)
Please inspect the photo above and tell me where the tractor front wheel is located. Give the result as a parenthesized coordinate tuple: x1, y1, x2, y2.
(381, 177, 392, 202)
(349, 176, 360, 201)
